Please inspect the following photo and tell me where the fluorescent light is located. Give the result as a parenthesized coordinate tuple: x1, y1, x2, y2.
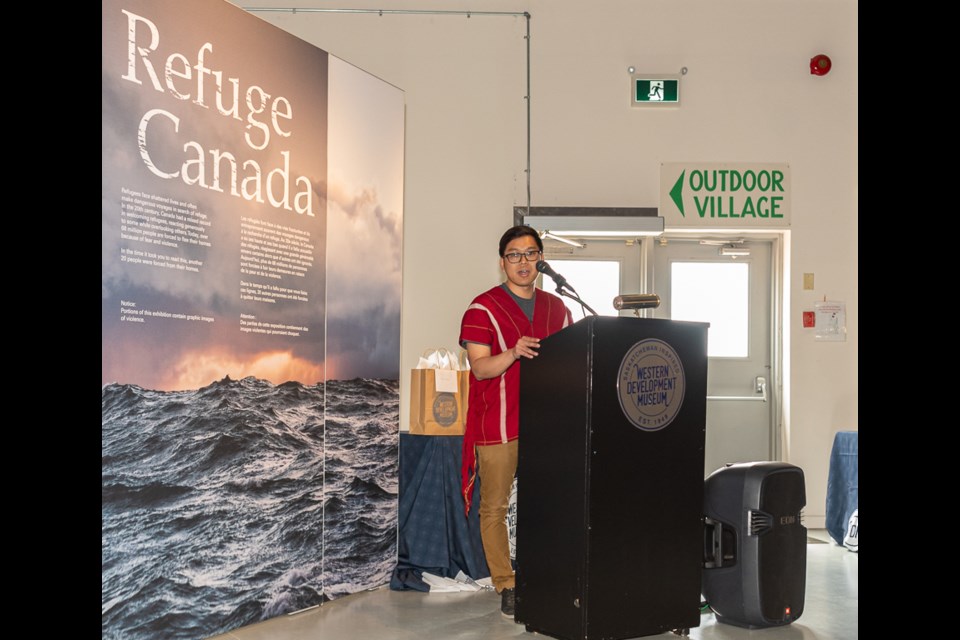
(525, 215, 664, 237)
(541, 231, 585, 248)
(719, 246, 750, 257)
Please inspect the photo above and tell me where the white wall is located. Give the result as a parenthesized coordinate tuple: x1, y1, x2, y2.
(243, 0, 858, 528)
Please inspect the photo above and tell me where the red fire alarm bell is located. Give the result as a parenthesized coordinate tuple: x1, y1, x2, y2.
(810, 54, 831, 76)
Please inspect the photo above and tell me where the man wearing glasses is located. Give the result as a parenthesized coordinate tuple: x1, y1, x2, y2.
(459, 225, 572, 620)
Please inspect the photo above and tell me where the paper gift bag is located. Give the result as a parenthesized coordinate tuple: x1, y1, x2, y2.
(409, 348, 469, 436)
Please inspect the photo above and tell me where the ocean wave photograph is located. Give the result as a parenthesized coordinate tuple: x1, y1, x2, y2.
(102, 376, 399, 640)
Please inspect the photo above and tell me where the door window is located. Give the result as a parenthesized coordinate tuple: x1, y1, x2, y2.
(671, 261, 749, 358)
(544, 259, 620, 318)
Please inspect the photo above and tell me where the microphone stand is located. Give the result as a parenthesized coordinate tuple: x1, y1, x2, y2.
(554, 285, 598, 317)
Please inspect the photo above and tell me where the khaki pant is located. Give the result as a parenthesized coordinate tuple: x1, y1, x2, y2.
(476, 440, 518, 593)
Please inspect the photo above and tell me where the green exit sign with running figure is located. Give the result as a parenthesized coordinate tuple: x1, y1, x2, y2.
(632, 76, 680, 107)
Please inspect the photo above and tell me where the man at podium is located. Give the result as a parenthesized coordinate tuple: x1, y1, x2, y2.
(459, 225, 572, 619)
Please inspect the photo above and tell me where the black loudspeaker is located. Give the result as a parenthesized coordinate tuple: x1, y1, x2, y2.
(702, 461, 806, 629)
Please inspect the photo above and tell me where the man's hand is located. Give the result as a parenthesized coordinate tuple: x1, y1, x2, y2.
(466, 336, 540, 380)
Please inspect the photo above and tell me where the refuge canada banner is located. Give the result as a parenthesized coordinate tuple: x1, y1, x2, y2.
(101, 0, 328, 388)
(102, 1, 404, 638)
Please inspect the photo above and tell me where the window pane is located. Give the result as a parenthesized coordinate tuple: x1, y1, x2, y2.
(671, 262, 748, 357)
(547, 260, 621, 319)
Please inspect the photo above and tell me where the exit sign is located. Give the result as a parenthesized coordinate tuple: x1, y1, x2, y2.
(632, 76, 680, 107)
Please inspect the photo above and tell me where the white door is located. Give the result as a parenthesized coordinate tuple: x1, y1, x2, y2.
(540, 233, 778, 477)
(651, 237, 774, 476)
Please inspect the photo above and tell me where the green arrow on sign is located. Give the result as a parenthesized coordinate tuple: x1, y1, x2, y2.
(669, 171, 685, 216)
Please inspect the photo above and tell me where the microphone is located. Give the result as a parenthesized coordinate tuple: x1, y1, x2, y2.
(612, 293, 661, 310)
(536, 260, 575, 292)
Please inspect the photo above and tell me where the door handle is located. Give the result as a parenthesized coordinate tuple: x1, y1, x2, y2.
(707, 376, 767, 402)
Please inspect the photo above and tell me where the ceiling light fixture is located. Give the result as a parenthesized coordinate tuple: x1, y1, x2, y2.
(719, 245, 751, 257)
(541, 231, 585, 248)
(527, 215, 665, 238)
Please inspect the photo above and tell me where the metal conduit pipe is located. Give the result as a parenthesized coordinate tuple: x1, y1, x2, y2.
(245, 7, 533, 218)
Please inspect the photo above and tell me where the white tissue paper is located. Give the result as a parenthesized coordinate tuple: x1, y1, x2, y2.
(416, 348, 469, 393)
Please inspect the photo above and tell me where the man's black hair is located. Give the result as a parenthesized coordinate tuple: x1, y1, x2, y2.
(498, 225, 543, 257)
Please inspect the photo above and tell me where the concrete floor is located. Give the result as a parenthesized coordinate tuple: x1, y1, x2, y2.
(207, 529, 856, 640)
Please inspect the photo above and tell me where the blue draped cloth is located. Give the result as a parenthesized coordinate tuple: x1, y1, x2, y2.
(390, 434, 489, 591)
(825, 431, 858, 546)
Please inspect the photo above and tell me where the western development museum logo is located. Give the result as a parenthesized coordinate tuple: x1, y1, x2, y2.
(432, 392, 458, 427)
(617, 339, 685, 431)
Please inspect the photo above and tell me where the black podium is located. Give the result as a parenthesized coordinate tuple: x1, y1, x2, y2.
(515, 316, 709, 640)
